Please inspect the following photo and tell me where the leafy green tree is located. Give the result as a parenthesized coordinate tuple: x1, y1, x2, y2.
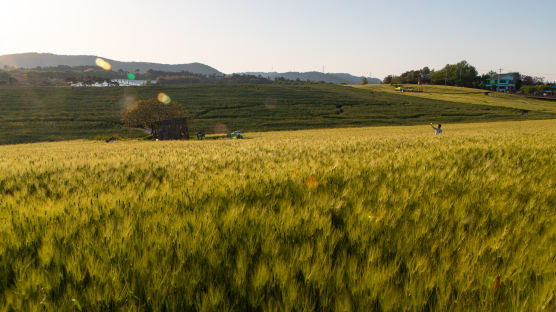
(121, 98, 187, 131)
(361, 77, 368, 85)
(430, 61, 478, 87)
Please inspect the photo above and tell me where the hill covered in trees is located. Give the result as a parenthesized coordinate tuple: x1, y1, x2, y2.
(0, 66, 275, 86)
(0, 53, 221, 75)
(244, 71, 381, 84)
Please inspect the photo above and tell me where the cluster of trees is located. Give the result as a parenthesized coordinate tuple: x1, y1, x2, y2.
(0, 66, 127, 86)
(157, 74, 273, 85)
(0, 66, 287, 86)
(383, 61, 481, 88)
(384, 61, 554, 92)
(520, 75, 546, 85)
(519, 84, 554, 95)
(383, 67, 430, 85)
(273, 77, 333, 85)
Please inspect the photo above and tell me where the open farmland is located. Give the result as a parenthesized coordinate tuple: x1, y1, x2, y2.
(354, 84, 556, 114)
(1, 84, 553, 145)
(1, 120, 555, 311)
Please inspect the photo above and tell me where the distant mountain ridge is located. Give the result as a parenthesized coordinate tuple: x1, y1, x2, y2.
(0, 53, 381, 84)
(0, 53, 221, 76)
(243, 71, 381, 84)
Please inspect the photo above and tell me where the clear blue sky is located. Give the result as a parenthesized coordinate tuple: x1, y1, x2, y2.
(1, 0, 555, 81)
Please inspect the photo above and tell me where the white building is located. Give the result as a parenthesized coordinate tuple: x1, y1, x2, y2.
(111, 79, 152, 86)
(70, 79, 157, 87)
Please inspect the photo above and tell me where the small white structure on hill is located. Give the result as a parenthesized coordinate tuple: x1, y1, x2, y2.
(112, 79, 153, 86)
(70, 79, 157, 87)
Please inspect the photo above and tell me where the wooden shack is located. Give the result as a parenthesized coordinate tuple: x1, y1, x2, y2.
(152, 118, 189, 140)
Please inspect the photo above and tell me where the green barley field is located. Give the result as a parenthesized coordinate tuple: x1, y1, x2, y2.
(1, 120, 555, 311)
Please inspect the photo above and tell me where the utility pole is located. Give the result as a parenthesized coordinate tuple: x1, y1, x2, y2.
(322, 65, 325, 73)
(497, 67, 503, 92)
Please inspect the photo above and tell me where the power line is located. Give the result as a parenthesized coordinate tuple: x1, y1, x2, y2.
(496, 67, 503, 92)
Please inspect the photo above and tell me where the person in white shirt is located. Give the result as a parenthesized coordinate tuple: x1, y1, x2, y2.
(430, 123, 442, 135)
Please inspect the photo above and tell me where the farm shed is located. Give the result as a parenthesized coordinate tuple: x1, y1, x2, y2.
(152, 118, 189, 140)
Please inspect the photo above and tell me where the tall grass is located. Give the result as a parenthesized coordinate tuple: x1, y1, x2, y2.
(0, 120, 555, 311)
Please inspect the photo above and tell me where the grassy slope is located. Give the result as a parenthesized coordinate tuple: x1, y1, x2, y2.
(1, 84, 553, 145)
(353, 84, 556, 113)
(1, 120, 555, 311)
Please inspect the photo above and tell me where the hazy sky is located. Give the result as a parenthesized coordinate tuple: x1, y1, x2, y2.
(1, 0, 555, 81)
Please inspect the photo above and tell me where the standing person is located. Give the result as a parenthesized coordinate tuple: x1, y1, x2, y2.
(430, 123, 442, 135)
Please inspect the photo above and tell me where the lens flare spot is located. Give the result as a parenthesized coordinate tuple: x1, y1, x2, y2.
(118, 94, 136, 109)
(95, 58, 111, 71)
(127, 72, 136, 80)
(157, 92, 171, 104)
(305, 176, 318, 189)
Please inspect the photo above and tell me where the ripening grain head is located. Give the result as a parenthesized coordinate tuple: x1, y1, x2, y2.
(0, 120, 554, 311)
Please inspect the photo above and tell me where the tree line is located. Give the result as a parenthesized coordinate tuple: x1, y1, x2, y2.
(0, 66, 286, 86)
(382, 61, 553, 93)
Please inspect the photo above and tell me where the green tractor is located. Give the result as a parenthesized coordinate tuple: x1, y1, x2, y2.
(228, 130, 244, 139)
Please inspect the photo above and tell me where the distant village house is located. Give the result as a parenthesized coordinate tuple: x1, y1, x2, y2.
(70, 79, 157, 87)
(485, 72, 519, 92)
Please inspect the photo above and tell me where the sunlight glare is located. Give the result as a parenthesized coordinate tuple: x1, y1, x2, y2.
(157, 92, 171, 104)
(95, 58, 111, 71)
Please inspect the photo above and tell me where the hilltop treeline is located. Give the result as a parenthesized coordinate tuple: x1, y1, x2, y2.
(157, 73, 273, 85)
(0, 66, 278, 86)
(383, 60, 553, 91)
(383, 61, 487, 88)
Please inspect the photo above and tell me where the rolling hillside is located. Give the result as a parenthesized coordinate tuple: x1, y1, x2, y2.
(0, 53, 221, 75)
(354, 84, 556, 114)
(0, 84, 552, 145)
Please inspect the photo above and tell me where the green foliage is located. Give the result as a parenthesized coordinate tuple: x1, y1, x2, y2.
(386, 61, 485, 88)
(361, 77, 368, 85)
(519, 75, 546, 86)
(383, 67, 431, 85)
(0, 67, 274, 86)
(0, 120, 555, 310)
(121, 98, 187, 129)
(430, 61, 478, 87)
(157, 73, 273, 85)
(1, 84, 552, 145)
(520, 84, 552, 95)
(0, 66, 121, 86)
